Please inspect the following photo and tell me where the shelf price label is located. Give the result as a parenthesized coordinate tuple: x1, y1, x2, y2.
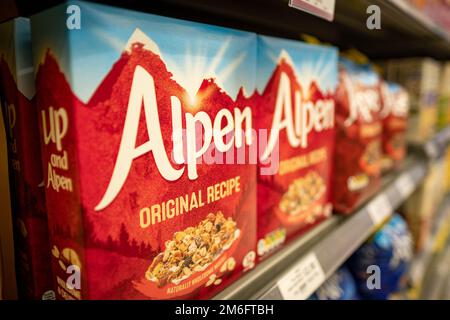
(288, 0, 335, 21)
(277, 253, 325, 300)
(367, 195, 391, 226)
(444, 126, 450, 141)
(395, 173, 415, 198)
(425, 141, 439, 159)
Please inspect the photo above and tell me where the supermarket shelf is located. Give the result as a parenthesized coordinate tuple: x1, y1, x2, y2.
(443, 255, 450, 299)
(6, 0, 450, 59)
(421, 241, 450, 299)
(411, 194, 450, 299)
(423, 126, 450, 160)
(213, 215, 341, 300)
(336, 0, 450, 58)
(131, 0, 450, 59)
(384, 0, 450, 44)
(2, 0, 449, 302)
(408, 195, 450, 296)
(214, 156, 427, 300)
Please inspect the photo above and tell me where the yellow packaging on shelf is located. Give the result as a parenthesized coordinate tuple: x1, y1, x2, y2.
(385, 58, 440, 143)
(341, 48, 370, 65)
(300, 34, 335, 48)
(402, 157, 445, 251)
(438, 62, 450, 129)
(0, 106, 17, 300)
(300, 34, 322, 45)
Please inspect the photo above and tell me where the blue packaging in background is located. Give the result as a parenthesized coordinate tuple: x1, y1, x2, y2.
(310, 266, 360, 300)
(347, 214, 413, 299)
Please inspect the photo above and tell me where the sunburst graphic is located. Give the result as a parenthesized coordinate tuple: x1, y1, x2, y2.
(87, 22, 249, 106)
(164, 38, 246, 108)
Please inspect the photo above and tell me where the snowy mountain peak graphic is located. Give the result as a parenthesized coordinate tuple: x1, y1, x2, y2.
(277, 49, 295, 67)
(125, 28, 161, 55)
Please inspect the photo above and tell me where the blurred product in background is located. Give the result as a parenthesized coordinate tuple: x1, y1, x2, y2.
(348, 214, 413, 300)
(380, 82, 410, 172)
(402, 157, 446, 251)
(408, 0, 450, 34)
(384, 58, 440, 143)
(437, 62, 450, 130)
(310, 266, 360, 300)
(333, 58, 382, 214)
(445, 146, 450, 194)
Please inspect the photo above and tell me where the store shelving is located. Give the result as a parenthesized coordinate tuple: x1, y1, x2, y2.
(332, 0, 450, 58)
(214, 126, 450, 300)
(407, 194, 450, 299)
(423, 126, 450, 159)
(443, 251, 450, 299)
(421, 242, 450, 299)
(408, 195, 450, 297)
(408, 126, 450, 160)
(3, 0, 450, 59)
(388, 0, 450, 37)
(214, 156, 427, 300)
(126, 0, 450, 59)
(2, 0, 450, 302)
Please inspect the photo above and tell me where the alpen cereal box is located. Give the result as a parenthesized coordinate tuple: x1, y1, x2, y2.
(255, 36, 337, 258)
(31, 1, 256, 299)
(0, 18, 53, 300)
(333, 58, 382, 214)
(380, 82, 409, 172)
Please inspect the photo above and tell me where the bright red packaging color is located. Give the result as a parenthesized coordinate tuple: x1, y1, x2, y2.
(380, 82, 410, 172)
(255, 36, 337, 258)
(31, 3, 256, 300)
(333, 58, 383, 214)
(0, 18, 53, 300)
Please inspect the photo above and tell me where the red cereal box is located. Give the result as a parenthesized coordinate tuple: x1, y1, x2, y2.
(0, 88, 17, 300)
(0, 18, 54, 300)
(333, 58, 382, 214)
(31, 2, 256, 300)
(380, 82, 410, 172)
(255, 36, 337, 258)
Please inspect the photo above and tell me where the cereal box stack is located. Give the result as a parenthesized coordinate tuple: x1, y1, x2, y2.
(255, 36, 337, 258)
(0, 18, 53, 300)
(333, 58, 382, 214)
(380, 82, 410, 172)
(31, 2, 256, 299)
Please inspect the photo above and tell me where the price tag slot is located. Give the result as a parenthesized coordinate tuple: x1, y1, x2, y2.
(277, 253, 325, 300)
(367, 195, 392, 226)
(395, 173, 415, 198)
(425, 141, 439, 159)
(289, 0, 335, 21)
